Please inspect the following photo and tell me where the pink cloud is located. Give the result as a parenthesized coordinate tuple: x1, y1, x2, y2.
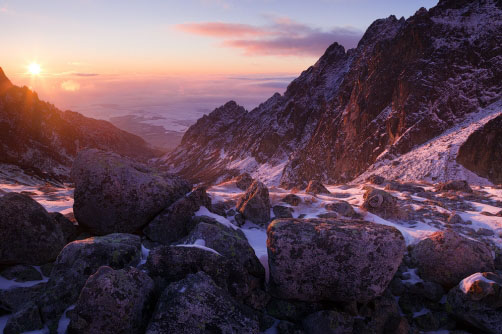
(177, 18, 363, 57)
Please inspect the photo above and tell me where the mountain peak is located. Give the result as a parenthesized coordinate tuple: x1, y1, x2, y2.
(0, 67, 13, 92)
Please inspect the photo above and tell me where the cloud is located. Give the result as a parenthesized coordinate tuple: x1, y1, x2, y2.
(61, 80, 80, 92)
(177, 17, 362, 57)
(73, 73, 99, 77)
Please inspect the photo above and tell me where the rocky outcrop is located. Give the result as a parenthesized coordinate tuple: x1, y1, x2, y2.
(361, 188, 401, 220)
(325, 201, 357, 218)
(281, 194, 302, 206)
(0, 192, 66, 265)
(163, 0, 502, 187)
(236, 181, 271, 226)
(68, 266, 155, 334)
(305, 180, 330, 195)
(71, 149, 191, 235)
(143, 187, 211, 244)
(457, 114, 502, 184)
(447, 272, 502, 334)
(411, 230, 494, 288)
(0, 67, 159, 182)
(146, 272, 260, 334)
(267, 218, 405, 302)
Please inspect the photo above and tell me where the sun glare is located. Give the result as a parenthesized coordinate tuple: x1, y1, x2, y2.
(28, 63, 41, 75)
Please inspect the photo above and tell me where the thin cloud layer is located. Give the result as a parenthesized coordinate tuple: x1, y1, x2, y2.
(176, 17, 362, 57)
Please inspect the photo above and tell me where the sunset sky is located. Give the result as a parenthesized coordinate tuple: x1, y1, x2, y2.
(0, 0, 438, 130)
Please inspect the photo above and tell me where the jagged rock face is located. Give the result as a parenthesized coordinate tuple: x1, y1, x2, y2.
(163, 0, 502, 188)
(0, 68, 159, 182)
(457, 114, 502, 184)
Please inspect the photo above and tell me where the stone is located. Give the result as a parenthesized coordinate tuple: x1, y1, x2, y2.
(366, 174, 386, 185)
(49, 212, 79, 243)
(0, 192, 66, 265)
(235, 173, 255, 190)
(236, 181, 271, 226)
(325, 201, 357, 218)
(302, 310, 353, 334)
(273, 205, 294, 219)
(353, 290, 404, 334)
(146, 272, 260, 334)
(447, 213, 464, 225)
(0, 283, 46, 314)
(435, 180, 473, 193)
(143, 187, 212, 244)
(281, 194, 302, 206)
(447, 272, 502, 334)
(71, 149, 191, 235)
(476, 228, 495, 236)
(0, 265, 42, 282)
(266, 298, 323, 322)
(305, 180, 330, 195)
(267, 218, 405, 302)
(411, 230, 494, 288)
(385, 181, 425, 194)
(361, 188, 402, 220)
(3, 303, 43, 334)
(68, 266, 155, 334)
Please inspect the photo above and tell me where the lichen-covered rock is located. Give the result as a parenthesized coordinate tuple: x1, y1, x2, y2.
(143, 187, 212, 244)
(447, 272, 502, 334)
(146, 272, 260, 334)
(145, 245, 265, 309)
(435, 180, 473, 193)
(49, 212, 79, 243)
(302, 310, 354, 334)
(182, 222, 264, 279)
(0, 265, 42, 282)
(235, 173, 255, 191)
(305, 180, 330, 195)
(0, 283, 46, 314)
(273, 205, 294, 219)
(281, 194, 302, 206)
(236, 181, 271, 226)
(39, 233, 141, 330)
(325, 201, 357, 218)
(267, 218, 405, 302)
(71, 149, 191, 235)
(3, 303, 43, 334)
(68, 266, 155, 334)
(361, 188, 402, 220)
(411, 230, 494, 288)
(0, 192, 66, 265)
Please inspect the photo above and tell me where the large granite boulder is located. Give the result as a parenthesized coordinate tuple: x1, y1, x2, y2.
(143, 187, 212, 244)
(68, 266, 155, 334)
(71, 149, 191, 235)
(447, 272, 502, 334)
(236, 181, 271, 226)
(267, 218, 405, 302)
(361, 188, 401, 220)
(411, 230, 494, 288)
(0, 192, 66, 265)
(39, 233, 141, 331)
(146, 272, 260, 334)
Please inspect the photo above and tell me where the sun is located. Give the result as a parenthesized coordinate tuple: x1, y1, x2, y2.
(28, 63, 41, 75)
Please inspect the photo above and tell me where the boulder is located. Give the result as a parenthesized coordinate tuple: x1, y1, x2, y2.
(235, 173, 254, 191)
(146, 272, 260, 334)
(49, 212, 79, 243)
(68, 266, 155, 334)
(435, 180, 473, 193)
(281, 194, 302, 206)
(273, 205, 294, 219)
(384, 181, 425, 194)
(447, 213, 464, 225)
(361, 188, 401, 220)
(0, 283, 46, 314)
(267, 218, 405, 302)
(3, 303, 43, 334)
(0, 192, 66, 265)
(71, 149, 191, 235)
(39, 233, 141, 330)
(143, 187, 212, 244)
(302, 310, 353, 334)
(305, 180, 330, 195)
(366, 174, 386, 185)
(0, 265, 42, 282)
(236, 181, 271, 226)
(325, 201, 357, 218)
(411, 230, 494, 288)
(145, 245, 265, 309)
(447, 272, 502, 334)
(266, 298, 323, 322)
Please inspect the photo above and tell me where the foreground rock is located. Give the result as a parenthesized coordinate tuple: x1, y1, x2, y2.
(71, 149, 191, 235)
(435, 180, 473, 193)
(361, 188, 402, 220)
(236, 181, 271, 226)
(68, 266, 155, 334)
(305, 180, 330, 195)
(447, 272, 502, 334)
(235, 173, 254, 190)
(146, 272, 260, 334)
(267, 218, 405, 302)
(40, 233, 141, 330)
(325, 201, 357, 218)
(143, 187, 211, 244)
(0, 192, 66, 265)
(3, 303, 43, 334)
(411, 230, 494, 288)
(281, 194, 302, 206)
